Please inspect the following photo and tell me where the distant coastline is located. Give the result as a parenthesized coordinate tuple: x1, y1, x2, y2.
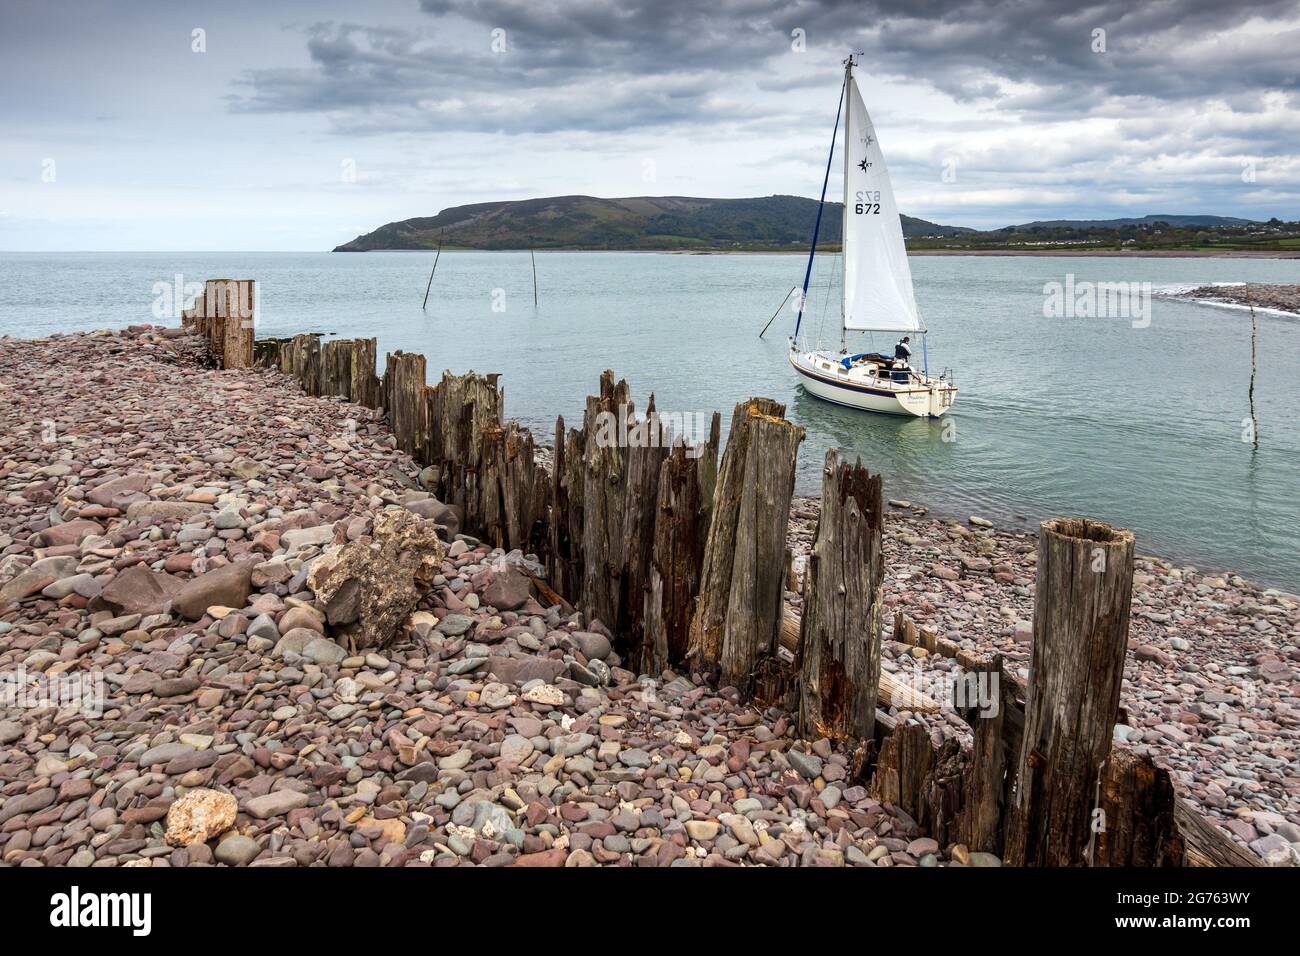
(908, 248, 1300, 259)
(358, 247, 1300, 257)
(335, 194, 1300, 256)
(679, 248, 1300, 259)
(343, 246, 1300, 259)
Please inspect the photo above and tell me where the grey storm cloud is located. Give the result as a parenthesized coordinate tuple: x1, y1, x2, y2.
(229, 19, 764, 133)
(4, 0, 1295, 250)
(228, 0, 1300, 134)
(855, 0, 1300, 110)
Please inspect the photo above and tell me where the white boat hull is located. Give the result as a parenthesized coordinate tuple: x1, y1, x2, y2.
(789, 349, 957, 418)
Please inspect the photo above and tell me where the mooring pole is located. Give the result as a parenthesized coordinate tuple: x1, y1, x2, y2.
(531, 246, 538, 307)
(1248, 295, 1259, 451)
(422, 231, 444, 311)
(759, 286, 797, 339)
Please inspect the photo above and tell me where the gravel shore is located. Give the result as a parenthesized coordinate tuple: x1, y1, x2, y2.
(1176, 282, 1300, 314)
(0, 327, 956, 868)
(1, 327, 1294, 867)
(787, 498, 1299, 863)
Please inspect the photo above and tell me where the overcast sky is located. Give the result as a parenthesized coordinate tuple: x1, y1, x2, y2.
(2, 0, 1297, 250)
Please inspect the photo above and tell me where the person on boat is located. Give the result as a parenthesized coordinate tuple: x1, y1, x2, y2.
(894, 336, 912, 367)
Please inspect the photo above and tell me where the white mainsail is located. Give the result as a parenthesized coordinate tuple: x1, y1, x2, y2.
(841, 73, 923, 333)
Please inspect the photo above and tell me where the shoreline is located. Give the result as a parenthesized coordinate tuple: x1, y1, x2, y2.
(6, 324, 1295, 592)
(908, 248, 1300, 259)
(1, 327, 1296, 866)
(785, 494, 1299, 851)
(787, 487, 1296, 595)
(1170, 282, 1300, 316)
(333, 247, 1300, 259)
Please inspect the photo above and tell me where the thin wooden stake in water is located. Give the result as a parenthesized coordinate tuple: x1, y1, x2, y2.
(1248, 294, 1259, 451)
(530, 246, 538, 307)
(421, 233, 444, 311)
(759, 286, 797, 339)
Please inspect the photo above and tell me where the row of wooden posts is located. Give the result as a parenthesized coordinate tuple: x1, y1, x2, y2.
(184, 285, 1256, 867)
(180, 279, 256, 369)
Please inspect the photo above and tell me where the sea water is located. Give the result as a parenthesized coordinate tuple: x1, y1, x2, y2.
(1, 250, 1296, 588)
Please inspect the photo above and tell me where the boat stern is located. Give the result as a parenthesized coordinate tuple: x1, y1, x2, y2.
(927, 382, 958, 418)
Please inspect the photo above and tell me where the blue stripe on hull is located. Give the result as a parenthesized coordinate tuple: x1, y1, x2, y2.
(795, 376, 946, 418)
(799, 385, 891, 412)
(790, 357, 919, 399)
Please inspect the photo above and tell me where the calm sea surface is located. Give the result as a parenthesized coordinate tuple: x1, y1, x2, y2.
(2, 251, 1297, 589)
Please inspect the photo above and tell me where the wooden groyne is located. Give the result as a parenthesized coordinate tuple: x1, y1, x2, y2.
(181, 279, 255, 369)
(184, 277, 1257, 867)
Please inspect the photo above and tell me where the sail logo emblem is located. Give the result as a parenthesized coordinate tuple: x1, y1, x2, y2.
(858, 157, 872, 171)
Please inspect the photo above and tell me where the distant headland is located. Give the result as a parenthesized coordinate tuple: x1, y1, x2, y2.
(334, 195, 1300, 256)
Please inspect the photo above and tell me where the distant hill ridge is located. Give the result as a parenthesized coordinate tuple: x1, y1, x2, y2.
(334, 196, 1268, 252)
(1013, 214, 1257, 229)
(333, 194, 972, 251)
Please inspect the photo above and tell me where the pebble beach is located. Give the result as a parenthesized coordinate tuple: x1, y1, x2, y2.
(788, 498, 1300, 865)
(1175, 282, 1300, 314)
(1, 326, 1296, 867)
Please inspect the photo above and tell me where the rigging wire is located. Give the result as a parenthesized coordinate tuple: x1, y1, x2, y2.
(813, 250, 840, 350)
(794, 71, 848, 341)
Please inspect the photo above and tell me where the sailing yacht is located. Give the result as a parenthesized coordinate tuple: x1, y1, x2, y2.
(789, 55, 957, 418)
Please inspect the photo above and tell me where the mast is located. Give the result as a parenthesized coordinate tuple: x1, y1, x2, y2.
(840, 56, 854, 351)
(792, 67, 847, 344)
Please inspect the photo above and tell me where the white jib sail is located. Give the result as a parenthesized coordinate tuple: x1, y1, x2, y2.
(842, 74, 923, 333)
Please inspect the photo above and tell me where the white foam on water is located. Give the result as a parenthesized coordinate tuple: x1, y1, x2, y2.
(1152, 282, 1296, 318)
(1152, 281, 1248, 296)
(1185, 298, 1297, 320)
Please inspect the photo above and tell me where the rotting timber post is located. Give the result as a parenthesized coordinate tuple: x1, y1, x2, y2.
(797, 449, 884, 750)
(1003, 517, 1135, 867)
(687, 397, 804, 699)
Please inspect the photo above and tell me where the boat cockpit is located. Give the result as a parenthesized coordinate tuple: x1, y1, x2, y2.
(839, 351, 919, 385)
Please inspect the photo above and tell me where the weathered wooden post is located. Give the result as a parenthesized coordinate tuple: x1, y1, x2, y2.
(1093, 746, 1262, 866)
(349, 338, 380, 409)
(322, 339, 350, 398)
(797, 449, 883, 746)
(209, 279, 255, 369)
(181, 278, 254, 369)
(546, 415, 584, 602)
(642, 416, 719, 672)
(579, 372, 631, 633)
(618, 396, 670, 654)
(382, 351, 427, 459)
(253, 336, 284, 369)
(1003, 517, 1135, 867)
(688, 398, 804, 698)
(425, 370, 503, 530)
(290, 333, 323, 396)
(498, 421, 534, 551)
(960, 654, 1014, 854)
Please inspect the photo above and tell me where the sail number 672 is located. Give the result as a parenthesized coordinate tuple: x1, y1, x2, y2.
(854, 190, 882, 214)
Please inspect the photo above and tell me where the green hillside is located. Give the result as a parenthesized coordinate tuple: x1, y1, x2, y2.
(333, 194, 971, 252)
